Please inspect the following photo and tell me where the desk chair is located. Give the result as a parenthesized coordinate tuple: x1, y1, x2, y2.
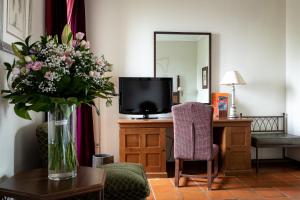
(172, 102, 219, 190)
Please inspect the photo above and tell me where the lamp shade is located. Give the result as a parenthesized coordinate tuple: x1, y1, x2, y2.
(220, 70, 246, 85)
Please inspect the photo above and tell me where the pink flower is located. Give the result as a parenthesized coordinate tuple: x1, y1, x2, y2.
(26, 63, 33, 69)
(72, 40, 77, 47)
(94, 72, 100, 78)
(64, 49, 72, 57)
(31, 61, 43, 71)
(65, 57, 73, 66)
(96, 59, 104, 66)
(44, 71, 53, 80)
(76, 32, 85, 40)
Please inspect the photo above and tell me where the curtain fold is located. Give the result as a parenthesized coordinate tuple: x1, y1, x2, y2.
(67, 0, 95, 167)
(45, 0, 67, 36)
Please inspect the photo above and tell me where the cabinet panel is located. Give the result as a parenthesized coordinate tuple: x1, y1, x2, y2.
(146, 134, 160, 147)
(125, 153, 141, 163)
(125, 134, 140, 148)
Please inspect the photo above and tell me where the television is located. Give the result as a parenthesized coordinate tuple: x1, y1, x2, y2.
(119, 77, 173, 119)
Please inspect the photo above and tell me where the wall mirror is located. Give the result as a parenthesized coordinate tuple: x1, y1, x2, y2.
(154, 32, 211, 104)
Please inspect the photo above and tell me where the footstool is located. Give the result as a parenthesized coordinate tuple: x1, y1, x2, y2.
(101, 163, 150, 200)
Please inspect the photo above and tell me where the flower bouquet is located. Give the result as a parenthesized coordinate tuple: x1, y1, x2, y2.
(2, 25, 115, 180)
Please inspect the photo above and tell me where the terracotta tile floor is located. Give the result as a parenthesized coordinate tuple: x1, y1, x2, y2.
(147, 163, 300, 200)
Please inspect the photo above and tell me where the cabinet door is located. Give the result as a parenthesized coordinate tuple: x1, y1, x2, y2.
(120, 127, 166, 172)
(143, 128, 166, 172)
(224, 126, 251, 171)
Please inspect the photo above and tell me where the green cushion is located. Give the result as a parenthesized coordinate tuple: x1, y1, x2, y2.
(252, 133, 300, 146)
(101, 163, 150, 200)
(36, 123, 48, 167)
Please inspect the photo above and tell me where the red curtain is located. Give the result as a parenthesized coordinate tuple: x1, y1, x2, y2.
(46, 0, 95, 167)
(45, 0, 67, 36)
(68, 0, 95, 167)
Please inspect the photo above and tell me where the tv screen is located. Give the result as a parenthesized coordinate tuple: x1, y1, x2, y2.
(119, 77, 172, 117)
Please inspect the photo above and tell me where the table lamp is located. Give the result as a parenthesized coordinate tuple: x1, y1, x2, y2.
(220, 70, 246, 118)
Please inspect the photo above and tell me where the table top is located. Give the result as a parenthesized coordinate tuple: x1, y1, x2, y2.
(0, 167, 106, 200)
(118, 117, 252, 124)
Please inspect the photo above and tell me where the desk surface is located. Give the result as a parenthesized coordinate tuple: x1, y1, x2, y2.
(118, 117, 252, 124)
(0, 167, 106, 200)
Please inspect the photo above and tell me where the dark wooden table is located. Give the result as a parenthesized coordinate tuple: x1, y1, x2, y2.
(0, 167, 106, 200)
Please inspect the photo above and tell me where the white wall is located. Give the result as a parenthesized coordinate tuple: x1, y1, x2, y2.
(286, 0, 300, 160)
(0, 0, 44, 181)
(156, 41, 198, 102)
(85, 0, 286, 161)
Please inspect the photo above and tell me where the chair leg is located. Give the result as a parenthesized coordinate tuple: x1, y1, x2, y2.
(207, 160, 212, 190)
(175, 159, 180, 187)
(214, 155, 218, 177)
(179, 159, 183, 171)
(256, 146, 259, 173)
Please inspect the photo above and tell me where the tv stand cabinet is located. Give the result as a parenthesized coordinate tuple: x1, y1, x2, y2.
(118, 118, 252, 177)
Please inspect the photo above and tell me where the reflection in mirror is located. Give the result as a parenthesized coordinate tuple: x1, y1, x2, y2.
(154, 32, 211, 104)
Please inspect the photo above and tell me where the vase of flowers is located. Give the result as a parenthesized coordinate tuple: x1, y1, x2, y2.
(1, 25, 115, 180)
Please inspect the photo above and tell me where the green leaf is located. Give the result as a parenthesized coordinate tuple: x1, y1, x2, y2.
(25, 36, 31, 46)
(11, 43, 24, 58)
(29, 103, 51, 112)
(61, 24, 72, 46)
(14, 103, 31, 120)
(67, 97, 78, 105)
(50, 97, 66, 104)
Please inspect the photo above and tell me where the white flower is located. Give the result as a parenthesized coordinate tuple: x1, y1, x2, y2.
(12, 67, 20, 75)
(85, 41, 90, 49)
(25, 56, 32, 63)
(80, 40, 86, 47)
(75, 51, 82, 57)
(76, 32, 85, 40)
(89, 71, 95, 77)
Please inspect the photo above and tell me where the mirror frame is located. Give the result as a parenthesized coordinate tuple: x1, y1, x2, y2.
(154, 31, 212, 104)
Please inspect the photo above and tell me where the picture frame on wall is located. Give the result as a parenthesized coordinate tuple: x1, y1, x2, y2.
(202, 66, 208, 89)
(0, 0, 31, 54)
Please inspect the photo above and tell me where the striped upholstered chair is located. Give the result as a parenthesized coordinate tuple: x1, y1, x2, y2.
(172, 102, 219, 190)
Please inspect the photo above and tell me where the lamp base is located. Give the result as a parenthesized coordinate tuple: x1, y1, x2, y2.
(229, 105, 238, 118)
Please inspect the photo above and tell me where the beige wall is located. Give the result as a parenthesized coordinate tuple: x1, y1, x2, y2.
(0, 0, 45, 180)
(85, 0, 286, 161)
(286, 0, 300, 160)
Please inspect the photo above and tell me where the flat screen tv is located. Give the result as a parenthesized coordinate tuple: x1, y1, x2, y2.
(119, 77, 173, 119)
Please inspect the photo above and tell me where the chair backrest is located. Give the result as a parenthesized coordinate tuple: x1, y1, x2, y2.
(240, 113, 286, 133)
(172, 102, 213, 161)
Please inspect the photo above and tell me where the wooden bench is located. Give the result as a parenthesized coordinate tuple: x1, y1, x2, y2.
(240, 113, 300, 173)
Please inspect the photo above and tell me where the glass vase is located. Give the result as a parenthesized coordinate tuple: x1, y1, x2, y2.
(48, 104, 77, 180)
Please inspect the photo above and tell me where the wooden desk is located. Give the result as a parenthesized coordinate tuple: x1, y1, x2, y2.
(118, 118, 252, 177)
(0, 167, 106, 200)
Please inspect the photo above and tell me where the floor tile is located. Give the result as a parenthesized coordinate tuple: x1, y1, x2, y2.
(147, 163, 300, 200)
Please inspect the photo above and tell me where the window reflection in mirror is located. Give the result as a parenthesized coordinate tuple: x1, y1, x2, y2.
(154, 32, 211, 104)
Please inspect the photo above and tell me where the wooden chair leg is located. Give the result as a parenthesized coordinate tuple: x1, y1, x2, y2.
(179, 159, 183, 171)
(175, 159, 180, 187)
(282, 147, 286, 159)
(214, 155, 218, 177)
(207, 160, 212, 190)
